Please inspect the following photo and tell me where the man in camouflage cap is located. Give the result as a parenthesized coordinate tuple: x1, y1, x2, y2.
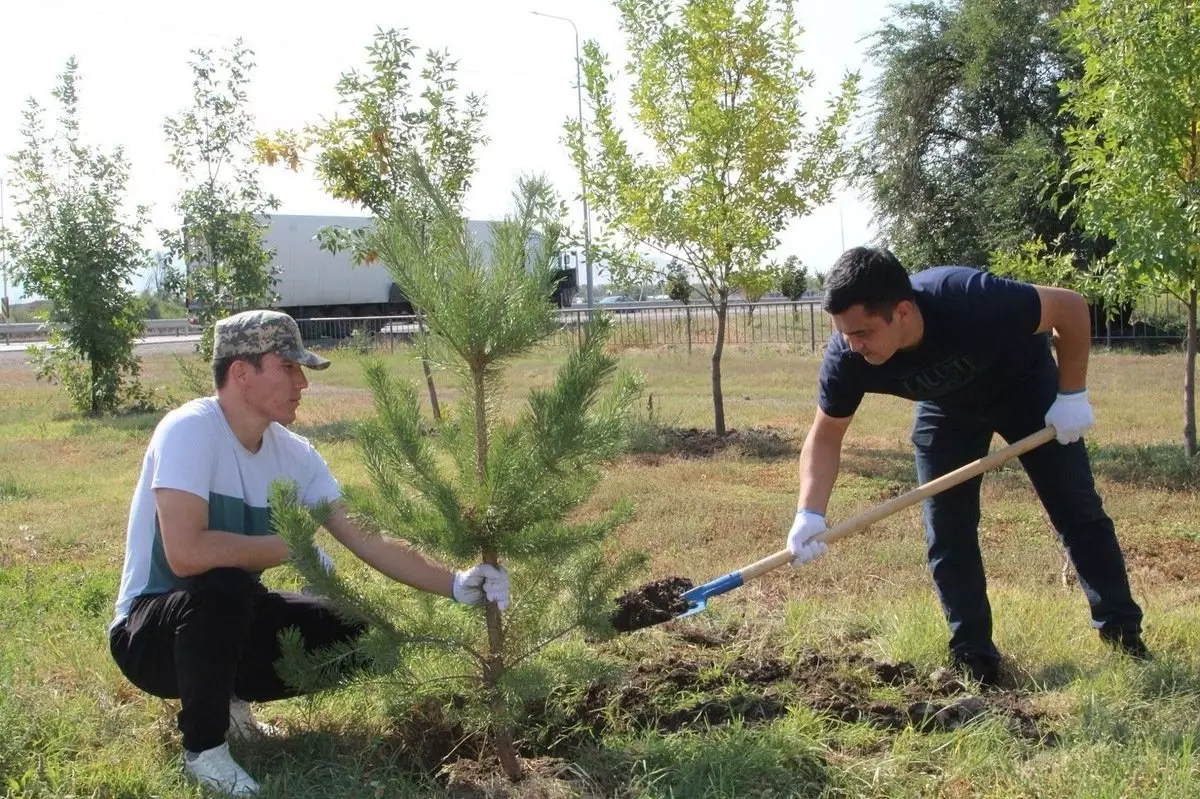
(212, 309, 331, 370)
(108, 308, 510, 796)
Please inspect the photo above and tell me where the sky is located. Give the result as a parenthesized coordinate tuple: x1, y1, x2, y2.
(0, 0, 892, 304)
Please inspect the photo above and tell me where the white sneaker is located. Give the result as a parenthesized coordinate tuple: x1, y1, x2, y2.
(183, 742, 260, 796)
(228, 698, 281, 741)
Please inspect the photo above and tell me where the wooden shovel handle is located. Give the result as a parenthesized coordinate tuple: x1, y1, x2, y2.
(736, 425, 1058, 584)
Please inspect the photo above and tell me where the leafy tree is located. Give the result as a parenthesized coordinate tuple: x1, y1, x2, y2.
(778, 255, 808, 301)
(569, 0, 859, 435)
(665, 259, 694, 353)
(256, 28, 488, 421)
(7, 59, 152, 415)
(162, 39, 279, 359)
(731, 264, 777, 325)
(1056, 0, 1200, 455)
(665, 259, 691, 304)
(271, 159, 645, 780)
(860, 0, 1103, 270)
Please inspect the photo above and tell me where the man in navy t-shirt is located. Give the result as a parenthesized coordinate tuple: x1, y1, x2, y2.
(785, 247, 1147, 686)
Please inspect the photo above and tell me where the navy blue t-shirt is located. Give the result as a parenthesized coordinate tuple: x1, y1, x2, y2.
(818, 266, 1050, 417)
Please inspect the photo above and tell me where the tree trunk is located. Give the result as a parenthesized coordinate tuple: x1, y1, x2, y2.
(417, 315, 441, 421)
(471, 367, 521, 781)
(1185, 288, 1197, 457)
(711, 296, 728, 436)
(91, 356, 100, 416)
(685, 306, 692, 356)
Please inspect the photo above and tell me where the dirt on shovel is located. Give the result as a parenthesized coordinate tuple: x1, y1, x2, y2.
(609, 576, 695, 633)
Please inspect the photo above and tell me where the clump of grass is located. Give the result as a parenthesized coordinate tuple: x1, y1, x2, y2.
(626, 394, 673, 454)
(1088, 441, 1200, 490)
(0, 477, 31, 502)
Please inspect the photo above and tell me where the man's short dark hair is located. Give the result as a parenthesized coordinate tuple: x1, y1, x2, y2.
(213, 352, 266, 390)
(822, 247, 915, 320)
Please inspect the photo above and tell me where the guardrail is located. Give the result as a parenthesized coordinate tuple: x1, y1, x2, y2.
(294, 301, 837, 354)
(1, 318, 195, 345)
(3, 294, 1191, 351)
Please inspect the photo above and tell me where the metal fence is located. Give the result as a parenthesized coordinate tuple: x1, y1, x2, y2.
(287, 294, 1200, 355)
(294, 300, 838, 355)
(1090, 293, 1191, 345)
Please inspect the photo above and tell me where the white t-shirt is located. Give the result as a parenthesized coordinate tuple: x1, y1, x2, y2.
(111, 396, 342, 629)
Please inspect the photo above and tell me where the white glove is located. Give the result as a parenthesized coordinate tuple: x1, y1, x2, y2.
(1045, 389, 1094, 444)
(452, 564, 510, 610)
(787, 510, 830, 567)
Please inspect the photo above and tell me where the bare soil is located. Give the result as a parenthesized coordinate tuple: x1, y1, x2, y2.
(424, 631, 1054, 797)
(1124, 535, 1200, 582)
(645, 426, 794, 460)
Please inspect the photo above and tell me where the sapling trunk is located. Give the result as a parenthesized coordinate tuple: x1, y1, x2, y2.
(711, 296, 728, 436)
(471, 364, 521, 780)
(1186, 287, 1197, 457)
(418, 314, 442, 421)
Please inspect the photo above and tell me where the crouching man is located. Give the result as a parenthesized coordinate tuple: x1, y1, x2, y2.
(108, 310, 508, 796)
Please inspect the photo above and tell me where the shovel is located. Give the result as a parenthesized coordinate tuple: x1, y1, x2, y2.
(676, 425, 1058, 618)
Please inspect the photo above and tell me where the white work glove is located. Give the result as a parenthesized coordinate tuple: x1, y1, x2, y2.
(787, 509, 830, 567)
(1044, 389, 1094, 445)
(452, 564, 510, 610)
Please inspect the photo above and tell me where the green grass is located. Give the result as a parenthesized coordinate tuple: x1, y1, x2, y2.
(3, 344, 1200, 796)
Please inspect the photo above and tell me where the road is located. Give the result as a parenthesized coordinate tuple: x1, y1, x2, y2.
(0, 334, 203, 364)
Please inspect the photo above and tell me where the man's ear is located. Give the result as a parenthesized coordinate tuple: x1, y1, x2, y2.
(227, 358, 248, 385)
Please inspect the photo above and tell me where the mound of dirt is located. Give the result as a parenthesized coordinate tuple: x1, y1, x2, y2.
(609, 576, 694, 632)
(653, 426, 793, 459)
(396, 634, 1055, 796)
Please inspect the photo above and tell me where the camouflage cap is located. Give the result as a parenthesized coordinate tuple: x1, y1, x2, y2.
(212, 309, 331, 370)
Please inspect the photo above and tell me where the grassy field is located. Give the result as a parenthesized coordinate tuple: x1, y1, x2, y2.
(3, 340, 1200, 798)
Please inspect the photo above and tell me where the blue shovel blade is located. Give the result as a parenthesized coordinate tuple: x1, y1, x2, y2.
(678, 570, 745, 617)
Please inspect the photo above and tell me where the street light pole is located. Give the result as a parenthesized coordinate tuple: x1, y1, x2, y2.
(1, 173, 9, 325)
(531, 10, 594, 310)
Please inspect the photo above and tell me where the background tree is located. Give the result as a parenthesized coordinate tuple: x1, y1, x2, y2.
(860, 0, 1102, 270)
(162, 39, 279, 359)
(665, 258, 694, 353)
(1056, 0, 1200, 455)
(730, 264, 777, 326)
(778, 255, 808, 302)
(271, 159, 645, 781)
(7, 59, 151, 415)
(256, 28, 488, 421)
(569, 0, 859, 435)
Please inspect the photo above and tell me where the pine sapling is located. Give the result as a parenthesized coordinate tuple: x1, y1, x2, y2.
(271, 157, 646, 780)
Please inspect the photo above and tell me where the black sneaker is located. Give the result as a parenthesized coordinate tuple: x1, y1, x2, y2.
(1101, 630, 1153, 661)
(949, 651, 1003, 688)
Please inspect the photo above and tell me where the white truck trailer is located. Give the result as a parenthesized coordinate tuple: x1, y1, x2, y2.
(260, 214, 578, 320)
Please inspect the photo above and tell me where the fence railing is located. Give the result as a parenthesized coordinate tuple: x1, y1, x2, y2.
(294, 300, 838, 354)
(295, 295, 1197, 356)
(0, 317, 196, 345)
(1090, 293, 1192, 344)
(6, 294, 1191, 351)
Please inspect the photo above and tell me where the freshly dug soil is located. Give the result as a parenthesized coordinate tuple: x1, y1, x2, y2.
(609, 576, 695, 632)
(655, 426, 793, 459)
(397, 633, 1055, 796)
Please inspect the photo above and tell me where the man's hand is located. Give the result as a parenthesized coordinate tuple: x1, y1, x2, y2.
(1045, 389, 1094, 444)
(452, 564, 510, 610)
(787, 510, 830, 567)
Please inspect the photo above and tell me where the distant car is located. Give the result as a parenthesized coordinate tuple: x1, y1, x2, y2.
(597, 295, 635, 313)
